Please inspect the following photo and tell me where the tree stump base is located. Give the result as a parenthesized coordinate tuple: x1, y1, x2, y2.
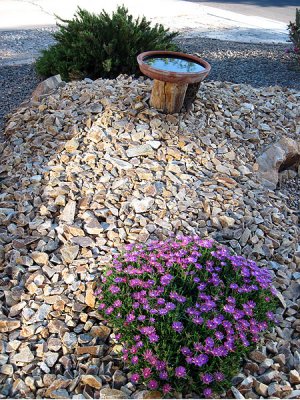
(150, 79, 188, 114)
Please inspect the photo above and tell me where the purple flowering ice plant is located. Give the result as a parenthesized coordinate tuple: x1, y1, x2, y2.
(96, 236, 277, 397)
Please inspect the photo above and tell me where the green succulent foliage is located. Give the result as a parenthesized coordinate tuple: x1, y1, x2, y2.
(35, 6, 179, 81)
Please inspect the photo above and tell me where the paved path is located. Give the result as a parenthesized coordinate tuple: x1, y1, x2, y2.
(183, 0, 297, 24)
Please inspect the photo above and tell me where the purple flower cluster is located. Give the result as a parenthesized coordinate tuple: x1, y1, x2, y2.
(96, 236, 276, 398)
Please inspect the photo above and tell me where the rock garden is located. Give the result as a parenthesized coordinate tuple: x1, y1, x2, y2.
(0, 5, 299, 400)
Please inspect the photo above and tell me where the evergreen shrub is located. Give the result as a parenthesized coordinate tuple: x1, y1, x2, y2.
(35, 6, 178, 81)
(96, 236, 277, 398)
(287, 8, 300, 67)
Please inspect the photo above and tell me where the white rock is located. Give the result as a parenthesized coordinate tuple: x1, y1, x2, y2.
(60, 200, 76, 224)
(65, 138, 80, 152)
(131, 197, 154, 213)
(31, 251, 49, 265)
(126, 144, 154, 158)
(11, 346, 34, 364)
(108, 156, 133, 170)
(219, 215, 235, 228)
(146, 140, 161, 149)
(231, 387, 245, 399)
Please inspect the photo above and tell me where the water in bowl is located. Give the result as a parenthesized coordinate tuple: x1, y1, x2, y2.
(144, 56, 205, 73)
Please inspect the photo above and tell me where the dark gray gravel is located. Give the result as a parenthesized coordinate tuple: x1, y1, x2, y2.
(0, 64, 42, 135)
(277, 175, 300, 212)
(0, 30, 299, 137)
(176, 36, 300, 90)
(0, 28, 56, 66)
(0, 28, 55, 136)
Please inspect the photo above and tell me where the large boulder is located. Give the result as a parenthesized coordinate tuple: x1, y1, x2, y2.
(31, 74, 64, 103)
(256, 137, 300, 189)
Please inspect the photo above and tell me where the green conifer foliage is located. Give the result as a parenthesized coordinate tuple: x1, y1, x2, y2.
(35, 6, 178, 81)
(287, 8, 300, 67)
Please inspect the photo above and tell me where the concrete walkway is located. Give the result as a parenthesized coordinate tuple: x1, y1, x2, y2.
(0, 0, 289, 43)
(183, 0, 297, 25)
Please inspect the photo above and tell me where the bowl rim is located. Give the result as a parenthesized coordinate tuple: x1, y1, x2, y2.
(137, 50, 211, 83)
(137, 50, 211, 72)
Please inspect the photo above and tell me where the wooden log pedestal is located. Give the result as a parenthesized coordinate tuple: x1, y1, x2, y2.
(150, 80, 188, 114)
(137, 51, 211, 114)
